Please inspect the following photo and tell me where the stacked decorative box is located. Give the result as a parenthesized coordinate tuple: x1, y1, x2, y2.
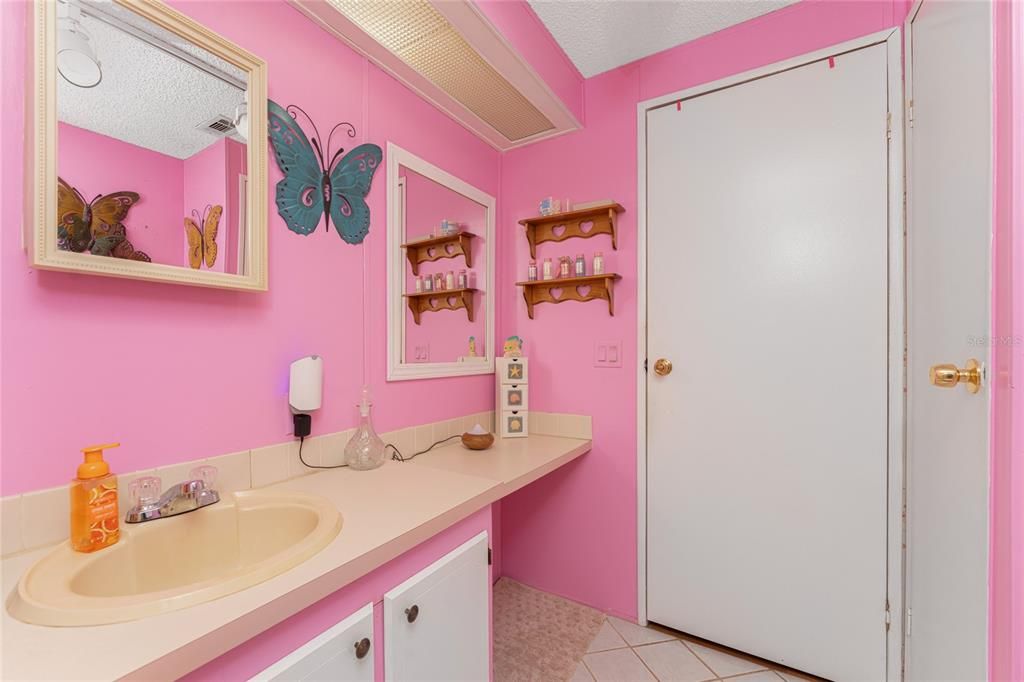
(496, 357, 528, 438)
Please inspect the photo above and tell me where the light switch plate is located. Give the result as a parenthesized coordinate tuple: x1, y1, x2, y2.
(594, 341, 622, 368)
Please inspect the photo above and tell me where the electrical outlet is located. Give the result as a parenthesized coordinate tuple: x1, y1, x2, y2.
(413, 344, 430, 362)
(594, 341, 622, 368)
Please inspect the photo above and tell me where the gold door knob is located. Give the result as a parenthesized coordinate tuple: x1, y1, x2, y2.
(930, 358, 982, 394)
(653, 358, 673, 376)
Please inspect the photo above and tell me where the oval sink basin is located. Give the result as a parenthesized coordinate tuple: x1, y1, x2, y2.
(8, 490, 341, 626)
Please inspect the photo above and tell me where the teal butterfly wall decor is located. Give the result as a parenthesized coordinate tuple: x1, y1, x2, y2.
(267, 100, 382, 244)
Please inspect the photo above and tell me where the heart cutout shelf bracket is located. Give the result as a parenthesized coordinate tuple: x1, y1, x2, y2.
(518, 203, 624, 259)
(516, 274, 621, 319)
(403, 288, 477, 325)
(401, 231, 476, 276)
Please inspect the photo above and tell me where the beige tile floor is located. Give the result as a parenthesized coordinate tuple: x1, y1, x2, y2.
(572, 617, 824, 682)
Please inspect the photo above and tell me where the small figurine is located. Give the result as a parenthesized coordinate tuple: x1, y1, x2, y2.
(503, 335, 524, 358)
(468, 336, 477, 357)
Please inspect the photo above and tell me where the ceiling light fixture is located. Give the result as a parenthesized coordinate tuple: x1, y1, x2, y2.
(57, 1, 102, 88)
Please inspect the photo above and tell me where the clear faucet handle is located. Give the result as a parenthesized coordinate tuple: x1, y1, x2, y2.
(189, 465, 218, 490)
(130, 476, 162, 508)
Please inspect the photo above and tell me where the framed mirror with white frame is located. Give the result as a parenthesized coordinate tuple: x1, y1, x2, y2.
(386, 143, 495, 380)
(26, 0, 268, 290)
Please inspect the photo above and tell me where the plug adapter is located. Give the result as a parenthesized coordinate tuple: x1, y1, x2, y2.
(293, 413, 311, 438)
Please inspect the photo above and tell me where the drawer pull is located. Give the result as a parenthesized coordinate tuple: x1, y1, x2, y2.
(405, 604, 419, 623)
(354, 637, 371, 659)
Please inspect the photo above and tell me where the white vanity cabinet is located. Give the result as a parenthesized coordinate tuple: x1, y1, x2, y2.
(384, 532, 490, 681)
(250, 603, 374, 682)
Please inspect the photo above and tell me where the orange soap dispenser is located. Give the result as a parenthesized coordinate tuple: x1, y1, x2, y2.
(70, 442, 121, 553)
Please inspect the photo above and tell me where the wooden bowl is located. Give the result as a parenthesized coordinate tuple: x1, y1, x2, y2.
(461, 432, 494, 450)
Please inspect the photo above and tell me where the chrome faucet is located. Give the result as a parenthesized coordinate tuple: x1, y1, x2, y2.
(124, 465, 220, 524)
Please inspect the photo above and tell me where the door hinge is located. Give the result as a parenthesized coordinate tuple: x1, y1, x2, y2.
(885, 600, 891, 631)
(487, 547, 492, 565)
(906, 607, 912, 636)
(886, 112, 892, 141)
(644, 358, 649, 373)
(908, 100, 914, 128)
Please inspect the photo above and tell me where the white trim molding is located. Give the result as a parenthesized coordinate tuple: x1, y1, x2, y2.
(386, 142, 496, 381)
(26, 0, 268, 291)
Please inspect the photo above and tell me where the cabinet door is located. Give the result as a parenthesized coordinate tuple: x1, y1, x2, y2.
(250, 603, 374, 682)
(384, 532, 489, 681)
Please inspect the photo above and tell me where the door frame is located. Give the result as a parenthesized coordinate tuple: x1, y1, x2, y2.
(635, 28, 906, 680)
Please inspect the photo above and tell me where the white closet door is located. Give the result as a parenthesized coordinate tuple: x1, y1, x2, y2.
(646, 43, 891, 681)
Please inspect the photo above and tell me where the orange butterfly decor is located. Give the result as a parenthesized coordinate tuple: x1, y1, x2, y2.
(56, 177, 150, 262)
(184, 205, 222, 269)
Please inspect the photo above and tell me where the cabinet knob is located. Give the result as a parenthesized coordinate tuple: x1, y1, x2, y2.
(354, 637, 371, 660)
(405, 604, 419, 623)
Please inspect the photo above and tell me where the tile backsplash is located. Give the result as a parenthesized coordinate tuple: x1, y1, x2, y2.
(0, 410, 591, 557)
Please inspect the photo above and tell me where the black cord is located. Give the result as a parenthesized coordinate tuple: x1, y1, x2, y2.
(297, 434, 462, 469)
(297, 435, 348, 469)
(390, 435, 462, 462)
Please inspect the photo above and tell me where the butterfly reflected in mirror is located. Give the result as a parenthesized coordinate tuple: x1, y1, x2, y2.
(57, 177, 150, 261)
(184, 204, 222, 269)
(267, 100, 382, 244)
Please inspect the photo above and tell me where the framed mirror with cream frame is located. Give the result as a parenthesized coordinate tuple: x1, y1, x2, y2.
(25, 0, 268, 291)
(387, 143, 496, 380)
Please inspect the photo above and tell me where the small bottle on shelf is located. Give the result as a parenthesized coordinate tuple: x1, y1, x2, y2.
(457, 269, 467, 289)
(575, 253, 585, 277)
(559, 256, 570, 279)
(415, 276, 422, 293)
(423, 274, 433, 291)
(434, 273, 444, 291)
(542, 258, 553, 281)
(445, 270, 454, 290)
(528, 260, 538, 281)
(593, 251, 605, 275)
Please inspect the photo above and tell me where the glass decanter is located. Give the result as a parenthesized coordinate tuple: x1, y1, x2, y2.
(344, 386, 386, 470)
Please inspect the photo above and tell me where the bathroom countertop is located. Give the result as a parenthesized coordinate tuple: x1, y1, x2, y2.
(0, 434, 590, 681)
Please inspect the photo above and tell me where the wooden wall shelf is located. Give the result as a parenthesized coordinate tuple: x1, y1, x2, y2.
(518, 203, 624, 259)
(402, 232, 475, 275)
(515, 274, 621, 318)
(403, 288, 477, 325)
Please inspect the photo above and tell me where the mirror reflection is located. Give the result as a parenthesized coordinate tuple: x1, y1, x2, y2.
(56, 0, 249, 273)
(400, 165, 488, 365)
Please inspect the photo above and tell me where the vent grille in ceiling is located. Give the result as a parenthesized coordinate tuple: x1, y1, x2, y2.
(198, 115, 235, 135)
(327, 0, 555, 142)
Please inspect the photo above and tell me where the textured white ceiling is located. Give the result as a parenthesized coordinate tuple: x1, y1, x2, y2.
(528, 0, 800, 78)
(57, 2, 246, 159)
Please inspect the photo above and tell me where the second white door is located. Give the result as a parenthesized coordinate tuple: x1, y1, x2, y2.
(646, 41, 893, 681)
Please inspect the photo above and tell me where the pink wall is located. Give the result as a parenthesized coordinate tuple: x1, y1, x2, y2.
(0, 0, 500, 496)
(365, 61, 500, 416)
(1011, 6, 1023, 676)
(402, 167, 487, 363)
(497, 0, 910, 622)
(225, 138, 245, 275)
(991, 2, 1022, 679)
(182, 139, 230, 273)
(57, 122, 184, 266)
